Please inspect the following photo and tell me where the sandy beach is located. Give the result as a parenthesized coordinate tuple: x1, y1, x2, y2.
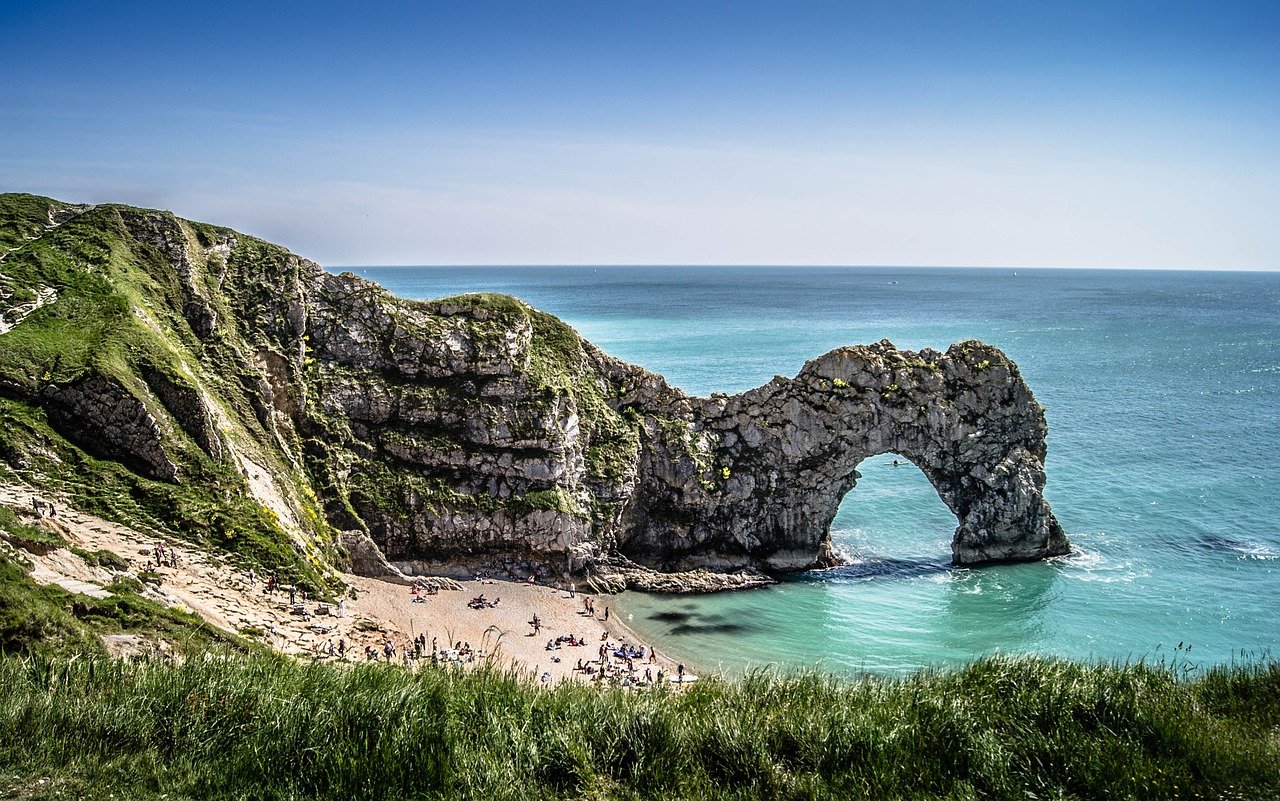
(0, 478, 690, 686)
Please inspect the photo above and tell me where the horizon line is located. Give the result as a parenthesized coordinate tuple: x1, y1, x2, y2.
(332, 263, 1280, 274)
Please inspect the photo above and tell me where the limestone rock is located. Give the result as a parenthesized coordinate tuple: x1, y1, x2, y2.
(617, 340, 1070, 572)
(338, 529, 415, 586)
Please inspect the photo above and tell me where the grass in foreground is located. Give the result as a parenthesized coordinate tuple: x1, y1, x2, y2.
(0, 651, 1276, 800)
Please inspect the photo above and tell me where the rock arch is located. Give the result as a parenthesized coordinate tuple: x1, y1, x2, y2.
(620, 340, 1070, 572)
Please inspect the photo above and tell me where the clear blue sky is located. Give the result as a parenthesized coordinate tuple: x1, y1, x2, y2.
(2, 1, 1277, 268)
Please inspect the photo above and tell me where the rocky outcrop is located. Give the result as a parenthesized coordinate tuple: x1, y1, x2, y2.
(0, 195, 1069, 594)
(339, 529, 418, 585)
(616, 341, 1069, 572)
(41, 374, 179, 482)
(141, 367, 222, 461)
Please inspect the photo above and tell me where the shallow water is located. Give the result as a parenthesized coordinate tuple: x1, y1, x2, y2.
(359, 265, 1280, 675)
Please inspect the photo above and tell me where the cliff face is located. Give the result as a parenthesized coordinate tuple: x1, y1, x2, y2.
(0, 194, 1068, 591)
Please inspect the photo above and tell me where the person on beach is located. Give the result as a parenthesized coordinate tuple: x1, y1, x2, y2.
(569, 583, 576, 598)
(337, 599, 346, 618)
(530, 614, 542, 635)
(603, 607, 610, 622)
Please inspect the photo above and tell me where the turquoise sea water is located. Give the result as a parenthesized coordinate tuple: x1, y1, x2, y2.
(360, 266, 1279, 676)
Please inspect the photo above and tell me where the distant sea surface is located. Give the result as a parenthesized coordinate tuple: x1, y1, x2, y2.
(358, 266, 1280, 675)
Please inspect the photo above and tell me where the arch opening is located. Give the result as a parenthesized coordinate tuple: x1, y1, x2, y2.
(823, 453, 960, 579)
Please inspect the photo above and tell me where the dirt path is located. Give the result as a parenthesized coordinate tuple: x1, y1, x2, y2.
(0, 478, 689, 686)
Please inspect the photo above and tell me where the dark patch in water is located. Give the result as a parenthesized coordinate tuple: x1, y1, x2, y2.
(650, 611, 693, 623)
(1198, 534, 1248, 552)
(669, 622, 759, 636)
(1194, 534, 1275, 560)
(807, 555, 954, 582)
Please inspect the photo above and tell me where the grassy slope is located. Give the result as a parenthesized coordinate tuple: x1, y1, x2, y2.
(0, 195, 337, 593)
(0, 541, 252, 661)
(0, 193, 659, 582)
(0, 651, 1275, 801)
(0, 193, 697, 581)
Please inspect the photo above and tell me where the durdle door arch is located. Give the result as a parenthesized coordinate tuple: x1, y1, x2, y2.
(620, 340, 1071, 573)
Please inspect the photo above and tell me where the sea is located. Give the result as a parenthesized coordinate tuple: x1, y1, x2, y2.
(358, 266, 1280, 676)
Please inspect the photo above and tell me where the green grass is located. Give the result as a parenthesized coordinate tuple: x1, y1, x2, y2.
(0, 195, 342, 594)
(0, 504, 65, 552)
(0, 396, 335, 595)
(0, 651, 1275, 800)
(0, 193, 64, 252)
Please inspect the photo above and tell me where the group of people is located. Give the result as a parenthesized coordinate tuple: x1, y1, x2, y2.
(315, 638, 349, 658)
(145, 540, 180, 572)
(29, 496, 56, 518)
(467, 593, 501, 609)
(545, 633, 587, 651)
(339, 635, 480, 668)
(249, 570, 310, 609)
(571, 638, 672, 688)
(579, 596, 609, 621)
(409, 581, 440, 603)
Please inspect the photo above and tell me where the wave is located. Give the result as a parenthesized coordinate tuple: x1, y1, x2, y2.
(1056, 545, 1147, 584)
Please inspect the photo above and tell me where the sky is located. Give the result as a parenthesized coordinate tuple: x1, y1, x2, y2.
(1, 1, 1278, 269)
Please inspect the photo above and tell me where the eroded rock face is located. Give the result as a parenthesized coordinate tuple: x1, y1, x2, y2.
(616, 340, 1070, 572)
(293, 270, 1069, 577)
(41, 374, 179, 482)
